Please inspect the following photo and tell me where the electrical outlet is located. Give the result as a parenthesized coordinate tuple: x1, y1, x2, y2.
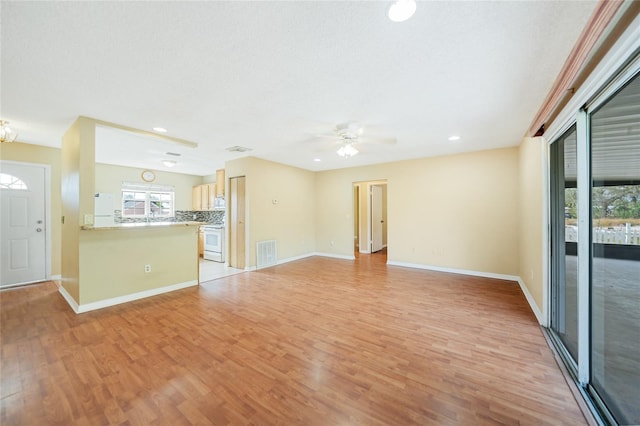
(84, 214, 93, 225)
(144, 264, 151, 273)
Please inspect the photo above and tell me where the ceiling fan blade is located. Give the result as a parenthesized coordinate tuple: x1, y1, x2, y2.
(358, 136, 397, 145)
(301, 135, 338, 144)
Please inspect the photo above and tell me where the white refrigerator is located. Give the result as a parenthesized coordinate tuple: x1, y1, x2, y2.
(94, 193, 115, 227)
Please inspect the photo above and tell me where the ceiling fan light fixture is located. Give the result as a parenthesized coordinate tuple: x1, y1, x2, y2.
(337, 143, 359, 158)
(388, 0, 416, 22)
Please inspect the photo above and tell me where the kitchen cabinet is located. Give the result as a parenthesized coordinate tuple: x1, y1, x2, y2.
(207, 183, 216, 209)
(192, 184, 208, 211)
(192, 186, 202, 211)
(201, 184, 210, 211)
(192, 183, 218, 211)
(216, 169, 225, 197)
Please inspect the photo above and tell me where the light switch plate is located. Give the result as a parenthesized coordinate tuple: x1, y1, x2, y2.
(84, 214, 93, 225)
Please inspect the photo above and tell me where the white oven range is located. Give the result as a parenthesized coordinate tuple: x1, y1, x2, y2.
(202, 225, 224, 263)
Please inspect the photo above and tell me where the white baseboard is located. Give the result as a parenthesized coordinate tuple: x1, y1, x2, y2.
(277, 252, 357, 264)
(50, 274, 61, 282)
(386, 260, 544, 325)
(516, 278, 544, 326)
(248, 252, 355, 271)
(59, 280, 198, 314)
(58, 285, 80, 314)
(386, 260, 520, 282)
(277, 252, 316, 265)
(313, 252, 356, 260)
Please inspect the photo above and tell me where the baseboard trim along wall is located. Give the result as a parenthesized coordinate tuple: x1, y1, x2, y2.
(58, 286, 80, 313)
(386, 260, 544, 325)
(278, 253, 316, 264)
(58, 280, 198, 314)
(245, 252, 356, 272)
(313, 252, 356, 261)
(516, 278, 544, 325)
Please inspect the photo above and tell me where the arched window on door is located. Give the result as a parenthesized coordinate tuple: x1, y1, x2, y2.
(0, 173, 28, 190)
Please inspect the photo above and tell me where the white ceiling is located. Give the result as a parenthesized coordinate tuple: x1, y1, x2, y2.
(1, 1, 598, 176)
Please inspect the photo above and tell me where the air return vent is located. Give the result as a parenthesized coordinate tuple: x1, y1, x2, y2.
(256, 240, 277, 269)
(225, 145, 253, 153)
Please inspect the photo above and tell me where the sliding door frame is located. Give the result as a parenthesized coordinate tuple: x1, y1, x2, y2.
(546, 52, 640, 425)
(575, 109, 591, 386)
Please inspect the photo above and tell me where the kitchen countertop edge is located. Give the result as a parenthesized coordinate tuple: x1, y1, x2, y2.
(81, 221, 207, 231)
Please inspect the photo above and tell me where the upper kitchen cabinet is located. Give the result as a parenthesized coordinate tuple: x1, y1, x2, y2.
(216, 169, 225, 197)
(207, 184, 216, 209)
(192, 185, 203, 211)
(192, 182, 223, 211)
(192, 184, 211, 211)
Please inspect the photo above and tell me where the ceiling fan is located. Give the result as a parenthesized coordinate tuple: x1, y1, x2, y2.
(309, 122, 397, 158)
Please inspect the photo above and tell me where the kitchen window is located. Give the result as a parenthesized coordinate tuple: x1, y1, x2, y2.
(121, 183, 174, 218)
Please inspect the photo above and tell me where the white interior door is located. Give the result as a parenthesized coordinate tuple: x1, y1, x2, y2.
(0, 162, 46, 287)
(371, 185, 383, 252)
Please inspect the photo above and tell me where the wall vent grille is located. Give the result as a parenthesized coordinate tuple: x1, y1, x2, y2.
(225, 145, 253, 153)
(256, 240, 277, 269)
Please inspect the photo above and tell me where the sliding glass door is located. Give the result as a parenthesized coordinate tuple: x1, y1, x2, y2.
(550, 67, 639, 425)
(550, 127, 579, 366)
(589, 72, 640, 425)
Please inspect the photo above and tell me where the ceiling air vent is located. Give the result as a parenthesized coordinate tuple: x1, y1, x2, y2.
(225, 145, 253, 153)
(165, 152, 181, 156)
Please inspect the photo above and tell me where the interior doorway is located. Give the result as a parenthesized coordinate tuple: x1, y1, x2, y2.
(353, 180, 387, 256)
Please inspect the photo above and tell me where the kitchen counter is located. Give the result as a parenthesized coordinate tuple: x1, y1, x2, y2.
(76, 221, 200, 310)
(81, 221, 205, 230)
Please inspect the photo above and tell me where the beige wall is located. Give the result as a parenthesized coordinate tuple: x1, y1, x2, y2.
(316, 164, 390, 257)
(225, 157, 316, 267)
(518, 137, 546, 317)
(95, 163, 203, 211)
(5, 135, 545, 314)
(201, 173, 217, 184)
(61, 117, 96, 302)
(79, 227, 198, 304)
(316, 148, 520, 276)
(0, 142, 62, 277)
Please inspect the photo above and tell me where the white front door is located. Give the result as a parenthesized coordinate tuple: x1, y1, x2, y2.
(371, 185, 383, 252)
(0, 162, 46, 287)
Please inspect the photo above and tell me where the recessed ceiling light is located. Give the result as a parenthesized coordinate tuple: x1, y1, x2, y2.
(388, 0, 416, 22)
(162, 160, 177, 167)
(153, 127, 167, 133)
(448, 135, 461, 141)
(313, 158, 321, 162)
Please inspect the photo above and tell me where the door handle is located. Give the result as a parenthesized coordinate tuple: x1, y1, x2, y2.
(36, 228, 43, 232)
(37, 220, 43, 224)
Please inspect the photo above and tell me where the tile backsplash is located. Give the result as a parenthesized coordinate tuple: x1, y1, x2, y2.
(114, 210, 225, 224)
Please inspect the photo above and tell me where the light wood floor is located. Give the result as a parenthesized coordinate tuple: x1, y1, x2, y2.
(1, 253, 586, 425)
